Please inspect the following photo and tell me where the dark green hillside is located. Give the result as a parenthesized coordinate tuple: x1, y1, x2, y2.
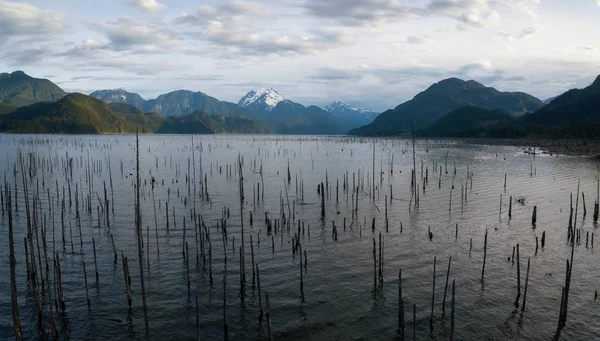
(349, 78, 543, 135)
(156, 111, 223, 134)
(109, 102, 143, 114)
(0, 71, 66, 107)
(522, 76, 600, 125)
(274, 113, 344, 135)
(419, 106, 516, 137)
(122, 112, 165, 133)
(212, 114, 275, 134)
(0, 93, 130, 134)
(0, 102, 15, 115)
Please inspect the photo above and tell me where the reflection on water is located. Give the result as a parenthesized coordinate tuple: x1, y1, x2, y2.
(0, 134, 599, 340)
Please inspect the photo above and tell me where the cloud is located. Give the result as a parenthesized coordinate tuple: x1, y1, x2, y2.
(497, 24, 543, 41)
(497, 30, 514, 41)
(75, 57, 184, 76)
(176, 2, 351, 56)
(457, 61, 493, 75)
(89, 18, 180, 52)
(518, 25, 542, 39)
(197, 1, 265, 17)
(54, 37, 185, 78)
(454, 62, 526, 85)
(427, 0, 479, 16)
(0, 1, 66, 40)
(494, 0, 539, 18)
(0, 44, 57, 65)
(309, 68, 362, 81)
(82, 39, 103, 49)
(576, 46, 597, 51)
(458, 10, 501, 30)
(303, 0, 420, 26)
(364, 64, 448, 85)
(59, 39, 106, 59)
(471, 69, 527, 84)
(406, 35, 435, 44)
(427, 1, 501, 30)
(335, 61, 526, 89)
(303, 0, 538, 31)
(130, 0, 167, 13)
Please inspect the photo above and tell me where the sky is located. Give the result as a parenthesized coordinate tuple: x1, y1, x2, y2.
(1, 0, 599, 112)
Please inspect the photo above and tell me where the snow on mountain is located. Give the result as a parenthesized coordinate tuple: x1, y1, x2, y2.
(96, 88, 127, 101)
(323, 101, 379, 121)
(238, 88, 285, 111)
(90, 88, 146, 109)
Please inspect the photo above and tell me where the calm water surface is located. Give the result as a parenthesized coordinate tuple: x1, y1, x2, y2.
(0, 134, 599, 340)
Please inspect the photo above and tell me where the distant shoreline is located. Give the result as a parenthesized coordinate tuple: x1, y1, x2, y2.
(424, 137, 600, 157)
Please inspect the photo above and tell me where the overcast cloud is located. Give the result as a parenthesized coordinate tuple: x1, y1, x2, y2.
(1, 0, 599, 111)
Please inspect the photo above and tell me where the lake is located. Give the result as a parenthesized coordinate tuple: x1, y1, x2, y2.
(0, 134, 599, 340)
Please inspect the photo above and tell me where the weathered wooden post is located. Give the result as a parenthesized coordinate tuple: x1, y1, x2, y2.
(257, 263, 263, 322)
(522, 257, 531, 312)
(413, 304, 417, 341)
(321, 181, 325, 218)
(442, 257, 452, 313)
(299, 243, 304, 299)
(110, 234, 117, 265)
(373, 237, 377, 288)
(83, 260, 90, 307)
(541, 231, 546, 248)
(586, 231, 589, 248)
(516, 244, 521, 300)
(450, 280, 455, 341)
(481, 231, 487, 282)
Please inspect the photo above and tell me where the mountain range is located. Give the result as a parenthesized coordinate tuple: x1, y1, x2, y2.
(90, 89, 243, 117)
(0, 92, 343, 135)
(415, 76, 600, 139)
(90, 88, 146, 109)
(0, 92, 272, 134)
(89, 87, 368, 134)
(323, 101, 379, 127)
(3, 70, 600, 139)
(349, 78, 544, 135)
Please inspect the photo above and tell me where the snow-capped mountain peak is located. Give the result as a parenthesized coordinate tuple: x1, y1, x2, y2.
(89, 88, 146, 108)
(238, 88, 285, 111)
(324, 101, 376, 115)
(91, 88, 132, 102)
